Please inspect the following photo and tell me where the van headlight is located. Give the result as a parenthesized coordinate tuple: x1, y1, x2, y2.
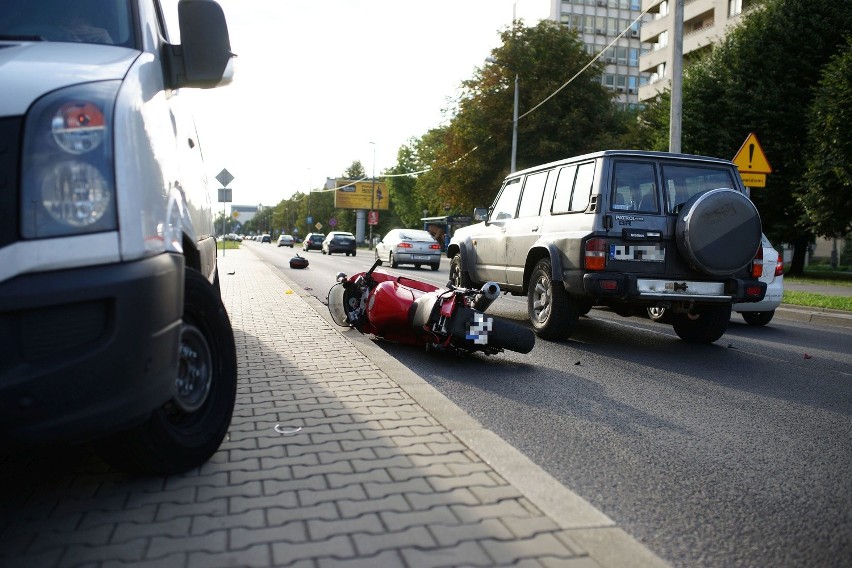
(21, 81, 119, 239)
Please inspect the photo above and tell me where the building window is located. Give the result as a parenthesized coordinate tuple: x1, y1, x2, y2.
(629, 47, 639, 66)
(729, 0, 742, 17)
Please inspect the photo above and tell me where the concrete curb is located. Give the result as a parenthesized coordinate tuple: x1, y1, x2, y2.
(774, 306, 852, 328)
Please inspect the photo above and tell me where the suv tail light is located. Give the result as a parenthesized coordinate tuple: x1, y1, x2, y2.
(775, 251, 784, 277)
(584, 238, 607, 270)
(750, 247, 764, 278)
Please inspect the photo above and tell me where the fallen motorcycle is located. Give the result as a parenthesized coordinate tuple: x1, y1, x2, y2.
(327, 259, 535, 355)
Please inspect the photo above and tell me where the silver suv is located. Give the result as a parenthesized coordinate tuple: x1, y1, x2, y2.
(447, 150, 767, 344)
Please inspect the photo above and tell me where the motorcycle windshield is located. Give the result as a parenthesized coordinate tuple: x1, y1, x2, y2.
(327, 283, 350, 327)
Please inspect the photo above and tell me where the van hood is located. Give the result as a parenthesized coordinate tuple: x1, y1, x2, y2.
(0, 41, 140, 116)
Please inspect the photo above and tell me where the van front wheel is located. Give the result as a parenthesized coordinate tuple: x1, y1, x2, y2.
(94, 268, 238, 475)
(527, 259, 577, 340)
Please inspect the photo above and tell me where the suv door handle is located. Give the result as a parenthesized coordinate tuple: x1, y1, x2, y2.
(531, 226, 539, 232)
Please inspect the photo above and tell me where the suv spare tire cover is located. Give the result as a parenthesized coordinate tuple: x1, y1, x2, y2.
(676, 188, 761, 276)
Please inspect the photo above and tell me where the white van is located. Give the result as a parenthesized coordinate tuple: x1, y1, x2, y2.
(0, 0, 237, 474)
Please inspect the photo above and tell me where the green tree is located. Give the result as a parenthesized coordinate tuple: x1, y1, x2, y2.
(799, 38, 852, 239)
(414, 20, 621, 214)
(674, 0, 852, 274)
(385, 141, 424, 228)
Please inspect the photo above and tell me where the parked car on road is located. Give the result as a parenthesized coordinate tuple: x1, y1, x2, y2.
(375, 229, 442, 270)
(277, 234, 294, 247)
(648, 234, 784, 326)
(448, 150, 768, 344)
(323, 231, 357, 256)
(302, 233, 325, 252)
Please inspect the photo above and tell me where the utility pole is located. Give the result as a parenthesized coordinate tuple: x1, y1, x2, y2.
(669, 0, 684, 153)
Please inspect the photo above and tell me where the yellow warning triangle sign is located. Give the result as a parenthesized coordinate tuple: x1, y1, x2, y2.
(733, 133, 772, 174)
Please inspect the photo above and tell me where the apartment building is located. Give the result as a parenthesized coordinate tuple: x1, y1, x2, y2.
(637, 0, 760, 101)
(549, 0, 650, 110)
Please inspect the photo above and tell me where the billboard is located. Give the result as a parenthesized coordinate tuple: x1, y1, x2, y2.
(334, 179, 389, 210)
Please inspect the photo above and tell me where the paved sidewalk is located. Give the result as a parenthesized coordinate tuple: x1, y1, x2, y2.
(215, 248, 667, 567)
(0, 247, 667, 568)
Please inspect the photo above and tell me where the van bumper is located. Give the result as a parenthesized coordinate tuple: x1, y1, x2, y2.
(582, 273, 766, 304)
(0, 253, 184, 448)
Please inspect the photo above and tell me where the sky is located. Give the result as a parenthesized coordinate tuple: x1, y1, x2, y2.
(188, 0, 550, 209)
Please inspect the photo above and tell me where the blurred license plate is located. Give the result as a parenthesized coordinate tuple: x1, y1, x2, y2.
(412, 255, 430, 260)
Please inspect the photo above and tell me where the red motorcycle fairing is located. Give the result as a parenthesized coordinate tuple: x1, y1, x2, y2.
(361, 270, 441, 345)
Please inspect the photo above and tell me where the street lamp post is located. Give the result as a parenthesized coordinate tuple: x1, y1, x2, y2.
(369, 141, 376, 249)
(485, 56, 519, 173)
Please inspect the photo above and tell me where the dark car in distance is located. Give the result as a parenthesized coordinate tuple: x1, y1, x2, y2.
(322, 231, 357, 256)
(302, 233, 325, 252)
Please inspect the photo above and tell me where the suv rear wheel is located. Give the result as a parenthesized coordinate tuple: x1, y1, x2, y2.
(671, 304, 731, 344)
(527, 259, 578, 340)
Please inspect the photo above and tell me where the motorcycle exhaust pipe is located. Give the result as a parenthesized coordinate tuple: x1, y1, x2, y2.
(472, 282, 501, 312)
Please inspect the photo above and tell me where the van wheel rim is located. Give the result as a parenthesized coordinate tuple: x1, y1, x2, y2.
(174, 323, 213, 413)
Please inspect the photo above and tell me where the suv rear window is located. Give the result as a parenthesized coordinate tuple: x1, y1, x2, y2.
(660, 163, 739, 214)
(612, 161, 658, 213)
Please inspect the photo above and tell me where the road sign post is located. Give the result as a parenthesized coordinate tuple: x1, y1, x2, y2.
(216, 169, 234, 256)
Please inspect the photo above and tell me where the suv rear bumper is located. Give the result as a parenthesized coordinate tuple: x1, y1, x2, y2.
(582, 273, 766, 304)
(0, 254, 185, 448)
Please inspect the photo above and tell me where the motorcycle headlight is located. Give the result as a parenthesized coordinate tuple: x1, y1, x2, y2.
(21, 81, 119, 239)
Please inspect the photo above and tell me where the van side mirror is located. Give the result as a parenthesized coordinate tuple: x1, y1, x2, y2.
(168, 0, 235, 88)
(474, 208, 488, 221)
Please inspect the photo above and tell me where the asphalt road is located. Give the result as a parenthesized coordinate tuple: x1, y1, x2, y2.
(254, 242, 852, 568)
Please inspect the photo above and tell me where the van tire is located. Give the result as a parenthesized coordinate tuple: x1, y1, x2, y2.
(450, 255, 472, 288)
(527, 259, 578, 340)
(94, 268, 237, 475)
(671, 304, 731, 343)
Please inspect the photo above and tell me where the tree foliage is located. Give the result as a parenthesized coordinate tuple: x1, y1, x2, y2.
(410, 20, 624, 215)
(799, 38, 852, 238)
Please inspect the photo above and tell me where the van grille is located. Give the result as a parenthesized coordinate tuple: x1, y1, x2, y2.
(0, 117, 22, 249)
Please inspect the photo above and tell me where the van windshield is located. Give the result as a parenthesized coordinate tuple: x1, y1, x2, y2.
(0, 0, 133, 47)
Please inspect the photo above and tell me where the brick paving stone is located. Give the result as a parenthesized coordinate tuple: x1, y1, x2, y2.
(318, 549, 406, 568)
(336, 494, 412, 518)
(401, 540, 493, 568)
(230, 523, 308, 549)
(353, 525, 437, 556)
(306, 513, 385, 540)
(190, 509, 267, 535)
(428, 518, 514, 547)
(187, 545, 272, 568)
(271, 534, 355, 565)
(481, 533, 590, 565)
